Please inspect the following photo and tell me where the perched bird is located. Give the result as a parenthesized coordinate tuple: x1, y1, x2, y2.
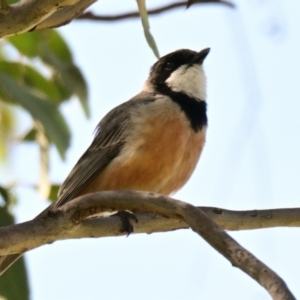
(0, 47, 210, 275)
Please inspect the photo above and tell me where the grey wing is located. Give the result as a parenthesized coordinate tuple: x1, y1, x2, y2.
(0, 110, 130, 277)
(52, 91, 157, 210)
(53, 110, 129, 209)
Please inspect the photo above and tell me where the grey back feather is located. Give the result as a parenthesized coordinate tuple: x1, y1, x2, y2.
(54, 91, 157, 209)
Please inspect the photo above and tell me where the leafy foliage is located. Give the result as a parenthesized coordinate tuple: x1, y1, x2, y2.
(0, 72, 71, 158)
(0, 29, 89, 159)
(0, 29, 89, 297)
(0, 186, 29, 300)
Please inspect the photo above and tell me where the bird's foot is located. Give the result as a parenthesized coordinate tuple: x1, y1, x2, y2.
(115, 211, 138, 236)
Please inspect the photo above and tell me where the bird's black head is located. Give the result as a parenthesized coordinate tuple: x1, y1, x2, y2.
(147, 48, 210, 101)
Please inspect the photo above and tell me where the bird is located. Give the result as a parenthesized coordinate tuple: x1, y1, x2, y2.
(0, 47, 210, 275)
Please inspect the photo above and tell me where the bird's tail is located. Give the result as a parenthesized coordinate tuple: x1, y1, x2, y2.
(0, 254, 22, 275)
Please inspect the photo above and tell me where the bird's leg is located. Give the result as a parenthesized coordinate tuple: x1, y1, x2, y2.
(114, 211, 138, 236)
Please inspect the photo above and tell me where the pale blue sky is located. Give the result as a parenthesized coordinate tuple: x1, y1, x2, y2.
(7, 0, 300, 299)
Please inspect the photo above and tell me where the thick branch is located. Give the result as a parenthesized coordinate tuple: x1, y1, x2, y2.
(0, 191, 296, 299)
(0, 0, 79, 37)
(35, 0, 96, 30)
(1, 200, 300, 253)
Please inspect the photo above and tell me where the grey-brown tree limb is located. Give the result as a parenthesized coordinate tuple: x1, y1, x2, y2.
(0, 191, 296, 300)
(0, 0, 233, 38)
(0, 0, 96, 37)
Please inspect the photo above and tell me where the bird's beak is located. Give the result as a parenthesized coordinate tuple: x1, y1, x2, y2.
(189, 48, 210, 65)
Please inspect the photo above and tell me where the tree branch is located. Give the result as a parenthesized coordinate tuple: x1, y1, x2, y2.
(201, 206, 300, 230)
(0, 0, 79, 37)
(2, 205, 300, 253)
(76, 0, 234, 22)
(0, 191, 296, 299)
(70, 206, 300, 241)
(0, 0, 233, 37)
(35, 0, 96, 30)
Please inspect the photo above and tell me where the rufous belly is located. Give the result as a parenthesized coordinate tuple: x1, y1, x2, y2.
(77, 100, 206, 197)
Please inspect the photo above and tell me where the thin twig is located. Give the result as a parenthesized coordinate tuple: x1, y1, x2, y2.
(76, 0, 234, 22)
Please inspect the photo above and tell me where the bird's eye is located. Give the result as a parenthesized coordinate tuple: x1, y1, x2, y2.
(165, 62, 175, 70)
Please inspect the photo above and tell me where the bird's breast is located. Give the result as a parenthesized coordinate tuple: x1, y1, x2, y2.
(78, 98, 206, 196)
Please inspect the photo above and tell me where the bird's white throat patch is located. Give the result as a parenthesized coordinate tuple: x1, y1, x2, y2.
(165, 64, 206, 101)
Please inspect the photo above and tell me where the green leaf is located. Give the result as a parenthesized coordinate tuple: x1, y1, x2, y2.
(0, 186, 9, 204)
(55, 65, 89, 117)
(7, 32, 40, 58)
(51, 72, 73, 102)
(31, 184, 60, 202)
(7, 30, 89, 117)
(0, 103, 15, 160)
(136, 0, 160, 58)
(40, 49, 89, 117)
(0, 62, 64, 104)
(0, 72, 71, 159)
(6, 0, 18, 5)
(0, 189, 30, 300)
(7, 30, 72, 63)
(0, 254, 29, 300)
(0, 0, 8, 13)
(143, 30, 160, 59)
(44, 30, 73, 64)
(0, 185, 16, 208)
(48, 184, 61, 202)
(22, 127, 37, 142)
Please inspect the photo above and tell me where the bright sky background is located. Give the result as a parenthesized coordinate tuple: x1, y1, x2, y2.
(6, 0, 300, 299)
